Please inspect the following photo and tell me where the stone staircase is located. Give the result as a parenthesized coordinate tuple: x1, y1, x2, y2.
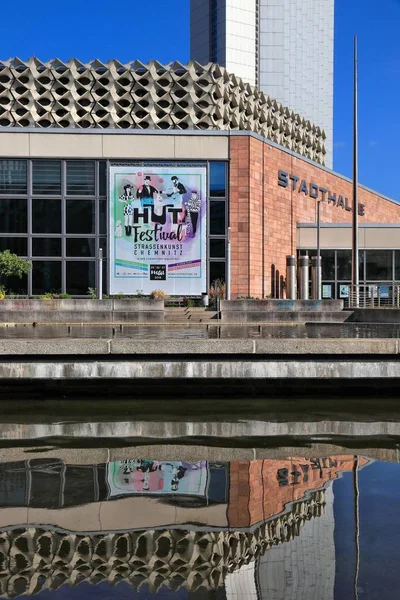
(164, 307, 218, 323)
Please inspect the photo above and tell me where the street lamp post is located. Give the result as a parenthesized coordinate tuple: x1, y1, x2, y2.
(352, 35, 359, 306)
(316, 200, 321, 300)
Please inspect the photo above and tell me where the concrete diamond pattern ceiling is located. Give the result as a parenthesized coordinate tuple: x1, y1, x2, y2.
(0, 58, 326, 165)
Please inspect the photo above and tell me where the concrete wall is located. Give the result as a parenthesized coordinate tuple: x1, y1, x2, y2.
(0, 132, 230, 160)
(0, 299, 164, 323)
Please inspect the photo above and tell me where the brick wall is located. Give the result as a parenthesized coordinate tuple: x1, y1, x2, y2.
(229, 136, 400, 297)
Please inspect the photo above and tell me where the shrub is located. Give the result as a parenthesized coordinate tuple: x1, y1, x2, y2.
(0, 251, 32, 290)
(150, 289, 169, 300)
(0, 285, 6, 300)
(87, 287, 98, 299)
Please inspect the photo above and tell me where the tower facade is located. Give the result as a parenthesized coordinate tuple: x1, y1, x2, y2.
(190, 0, 335, 167)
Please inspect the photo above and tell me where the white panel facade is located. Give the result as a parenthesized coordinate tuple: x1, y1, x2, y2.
(259, 0, 334, 167)
(224, 0, 257, 87)
(190, 0, 334, 167)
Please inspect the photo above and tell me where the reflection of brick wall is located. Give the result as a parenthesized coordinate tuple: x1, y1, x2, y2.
(229, 136, 400, 298)
(228, 456, 368, 529)
(227, 461, 250, 527)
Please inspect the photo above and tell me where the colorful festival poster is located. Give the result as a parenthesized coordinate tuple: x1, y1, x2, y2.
(109, 165, 207, 295)
(107, 460, 208, 498)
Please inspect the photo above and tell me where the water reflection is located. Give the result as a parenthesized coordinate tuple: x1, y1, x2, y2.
(2, 322, 400, 339)
(0, 454, 372, 598)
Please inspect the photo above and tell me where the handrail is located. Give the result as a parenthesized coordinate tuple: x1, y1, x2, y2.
(345, 284, 400, 308)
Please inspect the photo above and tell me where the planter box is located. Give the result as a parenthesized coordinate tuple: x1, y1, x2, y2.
(220, 299, 345, 323)
(220, 300, 344, 312)
(0, 299, 164, 323)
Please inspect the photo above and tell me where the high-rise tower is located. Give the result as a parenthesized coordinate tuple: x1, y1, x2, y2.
(190, 0, 334, 167)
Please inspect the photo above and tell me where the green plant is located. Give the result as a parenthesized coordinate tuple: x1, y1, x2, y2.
(40, 292, 54, 300)
(0, 285, 6, 300)
(87, 287, 98, 299)
(0, 251, 32, 290)
(55, 293, 72, 299)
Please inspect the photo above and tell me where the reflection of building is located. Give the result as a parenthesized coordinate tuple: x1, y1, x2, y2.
(257, 484, 336, 600)
(190, 0, 335, 166)
(0, 456, 369, 598)
(0, 491, 326, 598)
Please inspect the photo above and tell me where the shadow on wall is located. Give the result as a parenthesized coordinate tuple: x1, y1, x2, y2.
(270, 265, 286, 299)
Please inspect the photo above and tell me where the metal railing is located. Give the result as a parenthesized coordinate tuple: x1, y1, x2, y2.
(345, 284, 400, 308)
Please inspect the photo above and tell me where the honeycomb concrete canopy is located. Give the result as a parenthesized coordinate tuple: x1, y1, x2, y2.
(0, 58, 326, 164)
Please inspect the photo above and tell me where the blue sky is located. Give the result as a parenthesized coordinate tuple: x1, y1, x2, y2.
(1, 0, 399, 200)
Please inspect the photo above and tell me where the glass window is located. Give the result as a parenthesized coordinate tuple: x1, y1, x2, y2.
(210, 238, 226, 258)
(66, 238, 96, 257)
(32, 199, 61, 233)
(210, 201, 226, 235)
(394, 251, 400, 280)
(366, 250, 393, 281)
(99, 199, 107, 234)
(336, 250, 364, 281)
(0, 237, 27, 255)
(336, 250, 352, 280)
(32, 261, 62, 295)
(32, 238, 62, 257)
(66, 199, 95, 234)
(66, 261, 95, 295)
(0, 198, 27, 233)
(99, 161, 107, 196)
(99, 237, 107, 254)
(66, 161, 95, 195)
(1, 273, 28, 295)
(209, 261, 226, 286)
(32, 161, 61, 195)
(0, 160, 27, 194)
(210, 162, 226, 197)
(321, 250, 335, 280)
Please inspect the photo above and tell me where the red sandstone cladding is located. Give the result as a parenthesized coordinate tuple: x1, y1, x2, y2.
(229, 136, 400, 297)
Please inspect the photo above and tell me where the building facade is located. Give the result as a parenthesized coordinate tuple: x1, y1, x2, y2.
(0, 127, 400, 299)
(190, 0, 334, 166)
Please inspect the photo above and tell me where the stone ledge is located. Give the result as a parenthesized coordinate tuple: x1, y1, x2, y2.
(0, 339, 110, 355)
(0, 338, 396, 355)
(110, 339, 254, 354)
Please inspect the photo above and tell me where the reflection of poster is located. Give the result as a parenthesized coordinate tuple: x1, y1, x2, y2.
(340, 285, 349, 298)
(107, 460, 208, 497)
(109, 165, 207, 295)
